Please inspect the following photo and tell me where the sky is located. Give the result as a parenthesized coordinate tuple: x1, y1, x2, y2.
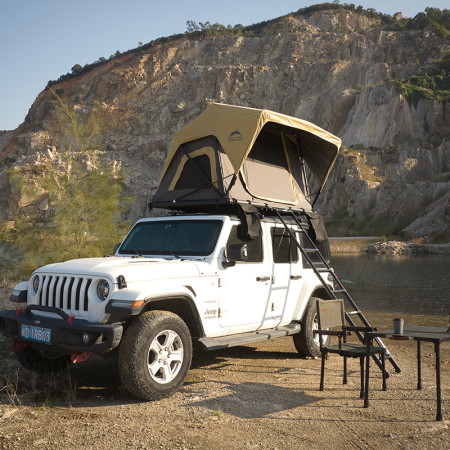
(0, 0, 447, 130)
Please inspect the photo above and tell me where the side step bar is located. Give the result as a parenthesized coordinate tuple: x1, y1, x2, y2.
(272, 208, 401, 376)
(197, 323, 301, 351)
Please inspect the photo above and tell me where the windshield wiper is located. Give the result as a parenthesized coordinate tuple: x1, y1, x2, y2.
(129, 249, 144, 258)
(167, 250, 181, 260)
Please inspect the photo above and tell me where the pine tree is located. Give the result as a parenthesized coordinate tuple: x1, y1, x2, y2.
(0, 92, 129, 283)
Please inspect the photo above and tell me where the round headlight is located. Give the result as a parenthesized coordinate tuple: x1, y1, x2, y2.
(32, 275, 40, 293)
(97, 280, 110, 301)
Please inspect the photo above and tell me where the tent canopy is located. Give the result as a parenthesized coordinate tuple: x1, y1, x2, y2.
(151, 103, 341, 212)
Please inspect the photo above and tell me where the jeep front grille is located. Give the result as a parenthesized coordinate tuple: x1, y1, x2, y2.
(38, 275, 92, 313)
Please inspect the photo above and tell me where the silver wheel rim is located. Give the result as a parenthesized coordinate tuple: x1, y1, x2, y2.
(312, 314, 328, 346)
(147, 329, 184, 384)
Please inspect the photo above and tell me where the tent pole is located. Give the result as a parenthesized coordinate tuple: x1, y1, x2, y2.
(178, 144, 224, 199)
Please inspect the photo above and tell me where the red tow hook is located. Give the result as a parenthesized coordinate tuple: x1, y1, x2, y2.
(12, 341, 30, 350)
(71, 352, 93, 364)
(16, 309, 24, 316)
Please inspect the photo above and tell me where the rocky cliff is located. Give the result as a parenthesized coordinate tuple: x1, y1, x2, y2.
(1, 7, 449, 239)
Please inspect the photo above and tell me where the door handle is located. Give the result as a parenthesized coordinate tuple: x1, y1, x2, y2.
(256, 276, 270, 282)
(290, 275, 302, 280)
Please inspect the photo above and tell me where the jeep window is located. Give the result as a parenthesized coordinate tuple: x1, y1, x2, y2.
(298, 230, 331, 266)
(227, 225, 263, 263)
(119, 220, 222, 256)
(271, 227, 298, 263)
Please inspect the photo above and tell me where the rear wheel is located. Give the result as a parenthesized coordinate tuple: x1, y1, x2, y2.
(118, 310, 192, 401)
(293, 297, 330, 357)
(14, 346, 71, 373)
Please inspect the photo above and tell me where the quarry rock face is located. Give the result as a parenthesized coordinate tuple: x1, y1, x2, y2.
(0, 8, 449, 239)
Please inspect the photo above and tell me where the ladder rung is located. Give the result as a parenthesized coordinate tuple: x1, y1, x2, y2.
(270, 207, 401, 375)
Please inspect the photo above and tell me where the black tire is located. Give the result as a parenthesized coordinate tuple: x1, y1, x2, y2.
(14, 346, 71, 373)
(293, 297, 331, 357)
(118, 310, 192, 401)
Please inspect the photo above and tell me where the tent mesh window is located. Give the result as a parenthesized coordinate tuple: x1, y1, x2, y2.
(174, 154, 212, 190)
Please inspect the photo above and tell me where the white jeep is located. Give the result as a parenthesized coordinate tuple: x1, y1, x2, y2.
(1, 103, 342, 399)
(1, 212, 333, 400)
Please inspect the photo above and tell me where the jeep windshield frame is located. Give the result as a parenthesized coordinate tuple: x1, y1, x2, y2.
(118, 220, 223, 257)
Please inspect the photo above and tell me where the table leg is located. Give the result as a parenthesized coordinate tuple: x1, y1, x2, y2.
(417, 340, 422, 390)
(364, 341, 370, 408)
(435, 342, 442, 421)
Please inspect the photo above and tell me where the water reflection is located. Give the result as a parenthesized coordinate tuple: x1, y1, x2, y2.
(330, 253, 450, 328)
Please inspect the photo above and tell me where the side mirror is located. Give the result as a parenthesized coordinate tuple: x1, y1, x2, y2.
(114, 243, 121, 254)
(227, 243, 248, 262)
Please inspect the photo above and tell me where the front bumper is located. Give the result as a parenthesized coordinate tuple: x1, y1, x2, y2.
(0, 305, 123, 354)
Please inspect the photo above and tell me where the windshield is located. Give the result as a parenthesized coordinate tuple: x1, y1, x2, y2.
(119, 220, 223, 256)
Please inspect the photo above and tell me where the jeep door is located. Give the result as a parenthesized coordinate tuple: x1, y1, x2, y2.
(218, 225, 271, 331)
(266, 226, 305, 326)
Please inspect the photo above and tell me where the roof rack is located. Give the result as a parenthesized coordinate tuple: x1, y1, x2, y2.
(149, 198, 313, 216)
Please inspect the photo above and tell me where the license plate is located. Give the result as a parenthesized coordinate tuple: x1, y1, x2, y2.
(20, 324, 51, 345)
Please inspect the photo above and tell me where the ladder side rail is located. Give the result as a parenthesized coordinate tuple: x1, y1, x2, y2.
(287, 210, 401, 373)
(288, 211, 381, 329)
(273, 209, 368, 341)
(273, 210, 335, 300)
(273, 208, 395, 375)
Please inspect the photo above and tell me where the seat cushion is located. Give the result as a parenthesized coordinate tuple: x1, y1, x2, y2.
(322, 343, 385, 357)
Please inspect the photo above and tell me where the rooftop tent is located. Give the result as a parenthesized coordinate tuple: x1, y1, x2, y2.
(151, 103, 341, 213)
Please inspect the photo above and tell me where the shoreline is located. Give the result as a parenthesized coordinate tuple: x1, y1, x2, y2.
(363, 241, 450, 255)
(329, 238, 450, 255)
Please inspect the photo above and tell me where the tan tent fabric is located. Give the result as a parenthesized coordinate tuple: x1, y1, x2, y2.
(152, 103, 341, 212)
(160, 103, 341, 192)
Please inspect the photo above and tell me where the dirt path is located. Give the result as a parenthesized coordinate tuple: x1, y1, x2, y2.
(1, 331, 449, 449)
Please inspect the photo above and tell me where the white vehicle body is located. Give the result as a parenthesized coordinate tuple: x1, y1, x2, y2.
(1, 213, 333, 400)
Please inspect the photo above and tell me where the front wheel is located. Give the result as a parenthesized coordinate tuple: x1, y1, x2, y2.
(293, 297, 330, 357)
(118, 310, 192, 401)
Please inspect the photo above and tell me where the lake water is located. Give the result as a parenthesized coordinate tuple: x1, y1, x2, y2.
(330, 253, 450, 329)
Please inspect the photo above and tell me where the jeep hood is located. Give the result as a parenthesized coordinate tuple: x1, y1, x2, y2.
(34, 257, 201, 283)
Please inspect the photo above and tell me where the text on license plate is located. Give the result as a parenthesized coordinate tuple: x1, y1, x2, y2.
(21, 325, 51, 344)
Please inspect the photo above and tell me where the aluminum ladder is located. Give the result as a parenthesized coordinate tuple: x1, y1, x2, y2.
(272, 208, 401, 375)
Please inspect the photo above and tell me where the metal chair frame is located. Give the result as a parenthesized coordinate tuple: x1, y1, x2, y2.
(315, 299, 387, 407)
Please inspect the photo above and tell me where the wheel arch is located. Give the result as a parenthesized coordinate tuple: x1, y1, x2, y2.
(311, 287, 333, 301)
(141, 294, 205, 339)
(292, 285, 333, 322)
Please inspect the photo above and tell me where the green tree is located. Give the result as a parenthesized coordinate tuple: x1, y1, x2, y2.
(0, 92, 129, 282)
(71, 64, 82, 74)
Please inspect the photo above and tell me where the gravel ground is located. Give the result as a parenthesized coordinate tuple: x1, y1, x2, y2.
(0, 321, 449, 449)
(1, 287, 449, 449)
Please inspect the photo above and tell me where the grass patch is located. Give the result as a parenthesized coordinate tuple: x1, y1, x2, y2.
(0, 365, 77, 408)
(329, 238, 380, 254)
(356, 160, 385, 183)
(416, 171, 450, 183)
(396, 55, 450, 105)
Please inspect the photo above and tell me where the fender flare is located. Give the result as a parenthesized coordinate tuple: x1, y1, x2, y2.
(141, 293, 205, 338)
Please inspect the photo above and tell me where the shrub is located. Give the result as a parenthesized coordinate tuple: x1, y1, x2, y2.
(0, 92, 130, 282)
